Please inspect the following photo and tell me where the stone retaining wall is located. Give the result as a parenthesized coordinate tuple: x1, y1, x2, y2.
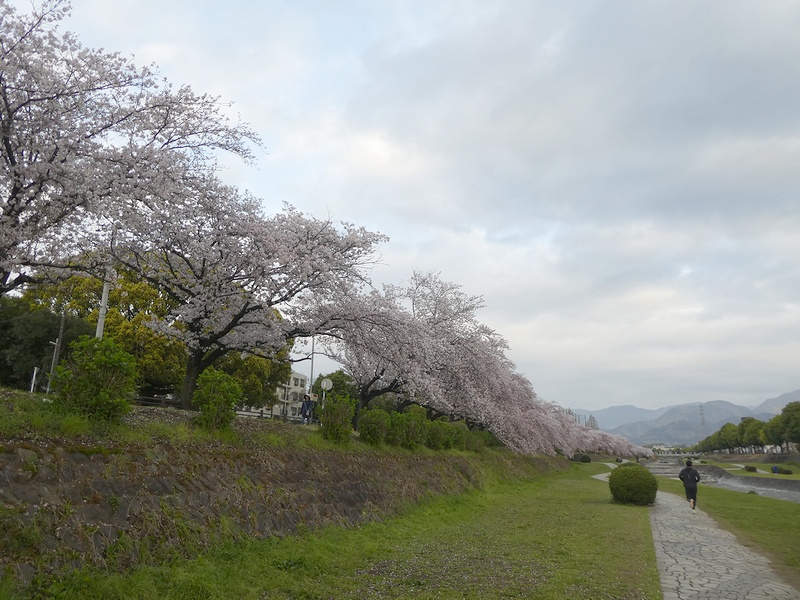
(0, 441, 565, 585)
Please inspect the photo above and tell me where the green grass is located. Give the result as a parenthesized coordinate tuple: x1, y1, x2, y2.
(2, 464, 661, 600)
(5, 389, 796, 598)
(656, 475, 800, 588)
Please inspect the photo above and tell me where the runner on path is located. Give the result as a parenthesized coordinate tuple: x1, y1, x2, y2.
(678, 460, 701, 511)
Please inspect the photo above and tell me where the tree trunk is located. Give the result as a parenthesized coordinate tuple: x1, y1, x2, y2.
(353, 395, 368, 431)
(181, 349, 205, 409)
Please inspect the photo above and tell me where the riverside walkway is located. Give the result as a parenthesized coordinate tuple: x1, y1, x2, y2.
(649, 490, 799, 599)
(601, 461, 800, 599)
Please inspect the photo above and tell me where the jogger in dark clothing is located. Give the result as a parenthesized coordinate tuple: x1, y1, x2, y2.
(679, 460, 701, 511)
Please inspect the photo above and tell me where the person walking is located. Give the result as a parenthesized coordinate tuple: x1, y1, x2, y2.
(679, 460, 701, 512)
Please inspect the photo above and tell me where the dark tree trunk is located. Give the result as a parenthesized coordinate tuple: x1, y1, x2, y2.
(180, 349, 205, 409)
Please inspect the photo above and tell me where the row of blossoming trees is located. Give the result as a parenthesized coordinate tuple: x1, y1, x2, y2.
(0, 0, 646, 458)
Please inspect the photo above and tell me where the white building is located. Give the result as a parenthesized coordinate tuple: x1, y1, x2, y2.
(274, 371, 309, 419)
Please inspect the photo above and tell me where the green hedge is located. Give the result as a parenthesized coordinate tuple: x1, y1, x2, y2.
(358, 408, 488, 452)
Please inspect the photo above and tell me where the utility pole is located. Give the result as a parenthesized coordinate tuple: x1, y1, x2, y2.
(96, 226, 117, 339)
(699, 404, 707, 439)
(46, 312, 66, 393)
(95, 276, 111, 339)
(308, 335, 315, 393)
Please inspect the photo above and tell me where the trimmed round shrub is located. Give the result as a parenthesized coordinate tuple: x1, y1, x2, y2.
(616, 461, 643, 468)
(405, 404, 428, 419)
(609, 465, 658, 505)
(579, 454, 592, 463)
(53, 336, 137, 422)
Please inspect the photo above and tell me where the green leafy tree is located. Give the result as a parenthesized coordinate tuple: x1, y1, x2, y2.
(25, 273, 186, 394)
(0, 297, 93, 391)
(53, 336, 138, 422)
(718, 423, 740, 453)
(312, 369, 357, 402)
(782, 402, 800, 448)
(738, 417, 764, 452)
(763, 414, 786, 452)
(217, 351, 291, 409)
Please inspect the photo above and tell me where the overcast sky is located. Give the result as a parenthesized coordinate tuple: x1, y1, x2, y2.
(21, 0, 800, 411)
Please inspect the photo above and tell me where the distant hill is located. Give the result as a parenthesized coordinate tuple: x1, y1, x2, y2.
(571, 390, 799, 447)
(570, 404, 671, 430)
(754, 389, 800, 414)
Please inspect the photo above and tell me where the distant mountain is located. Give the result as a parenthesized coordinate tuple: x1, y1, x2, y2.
(570, 404, 671, 430)
(572, 390, 799, 447)
(755, 390, 800, 414)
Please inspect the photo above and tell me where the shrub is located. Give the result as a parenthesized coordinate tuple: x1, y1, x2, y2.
(466, 428, 499, 452)
(405, 404, 428, 420)
(382, 412, 423, 450)
(608, 465, 658, 505)
(425, 419, 451, 450)
(776, 467, 794, 475)
(743, 465, 757, 472)
(446, 420, 468, 451)
(192, 367, 241, 431)
(396, 405, 429, 449)
(359, 409, 391, 446)
(320, 394, 355, 444)
(53, 336, 137, 422)
(616, 462, 643, 469)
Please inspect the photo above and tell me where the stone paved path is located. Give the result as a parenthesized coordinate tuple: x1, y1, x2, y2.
(650, 490, 800, 599)
(597, 465, 800, 599)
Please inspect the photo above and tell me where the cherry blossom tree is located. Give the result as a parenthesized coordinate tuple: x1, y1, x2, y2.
(322, 272, 514, 428)
(0, 0, 258, 295)
(322, 271, 646, 457)
(316, 273, 483, 425)
(99, 171, 385, 407)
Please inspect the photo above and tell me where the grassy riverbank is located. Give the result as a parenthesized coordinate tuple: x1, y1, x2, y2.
(11, 463, 661, 600)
